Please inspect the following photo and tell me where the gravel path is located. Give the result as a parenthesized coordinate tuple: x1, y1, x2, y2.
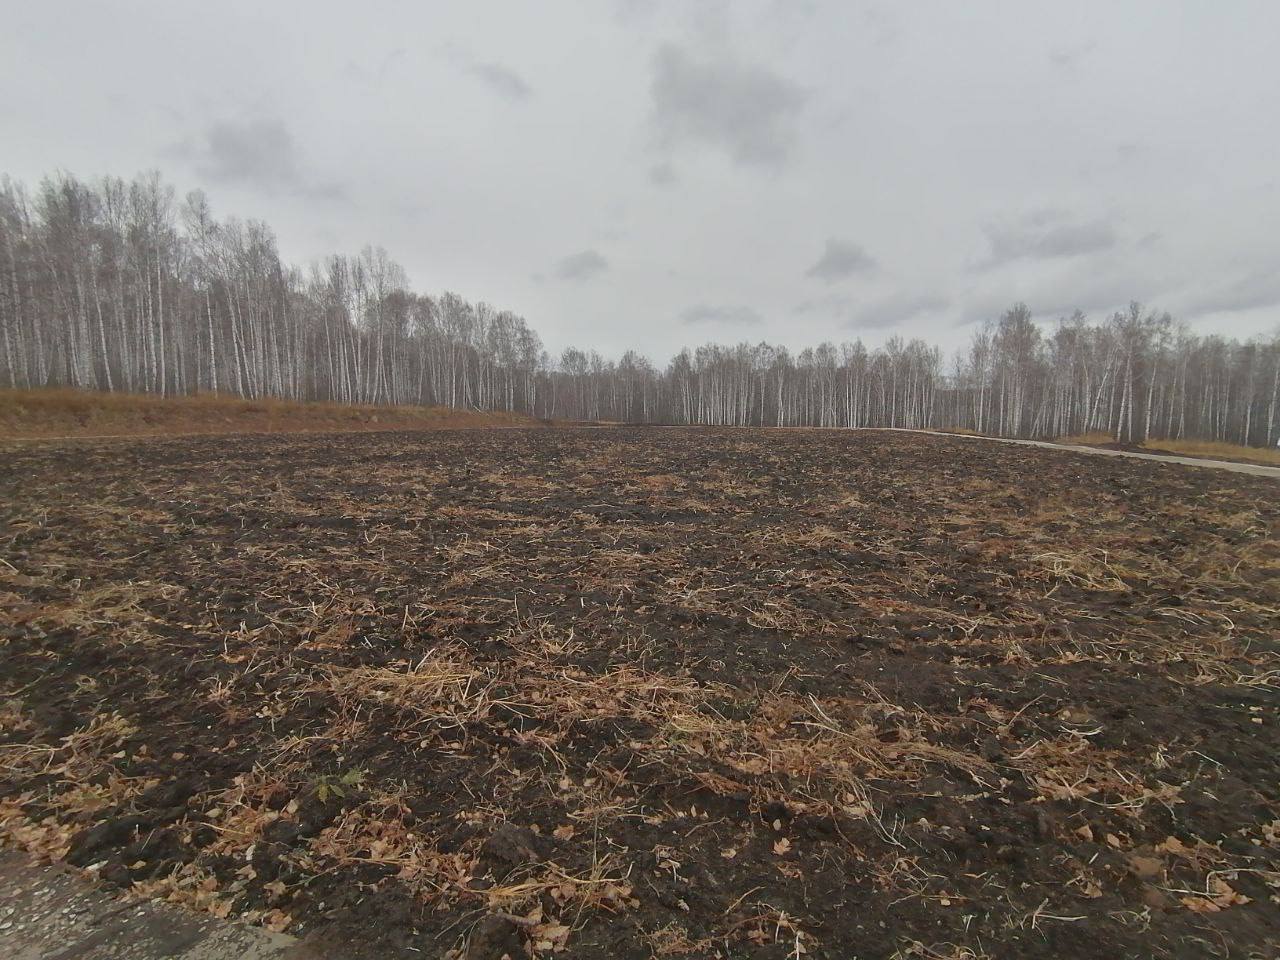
(0, 851, 320, 960)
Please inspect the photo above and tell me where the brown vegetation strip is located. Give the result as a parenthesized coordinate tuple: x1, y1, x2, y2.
(0, 389, 542, 440)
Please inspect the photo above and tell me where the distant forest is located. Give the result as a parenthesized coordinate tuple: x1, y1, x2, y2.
(2, 172, 1278, 446)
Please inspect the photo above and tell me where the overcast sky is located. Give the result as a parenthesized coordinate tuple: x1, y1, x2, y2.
(4, 0, 1278, 359)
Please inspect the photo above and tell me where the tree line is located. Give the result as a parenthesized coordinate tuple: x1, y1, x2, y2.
(3, 171, 1278, 446)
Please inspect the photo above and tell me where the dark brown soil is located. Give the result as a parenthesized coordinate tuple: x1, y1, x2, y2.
(2, 427, 1277, 959)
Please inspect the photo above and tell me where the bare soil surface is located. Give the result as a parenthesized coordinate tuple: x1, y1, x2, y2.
(2, 428, 1278, 959)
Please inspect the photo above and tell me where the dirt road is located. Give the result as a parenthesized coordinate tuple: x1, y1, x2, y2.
(871, 428, 1280, 478)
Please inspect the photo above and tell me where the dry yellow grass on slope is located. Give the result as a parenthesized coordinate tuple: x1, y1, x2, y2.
(0, 388, 542, 439)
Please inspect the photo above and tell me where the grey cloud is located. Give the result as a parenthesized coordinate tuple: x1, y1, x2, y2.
(1115, 141, 1143, 161)
(175, 117, 345, 200)
(1181, 270, 1280, 315)
(957, 265, 1143, 328)
(1049, 41, 1095, 71)
(794, 291, 947, 329)
(980, 210, 1117, 268)
(680, 303, 763, 326)
(467, 61, 532, 101)
(956, 292, 1037, 328)
(297, 180, 349, 202)
(793, 293, 853, 316)
(440, 44, 531, 101)
(805, 238, 876, 283)
(188, 117, 300, 187)
(649, 162, 677, 186)
(850, 293, 948, 329)
(554, 249, 609, 281)
(859, 4, 901, 48)
(342, 48, 407, 86)
(651, 43, 805, 170)
(613, 0, 659, 24)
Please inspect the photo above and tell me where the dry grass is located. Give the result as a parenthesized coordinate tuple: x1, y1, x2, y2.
(0, 388, 541, 439)
(1141, 437, 1280, 466)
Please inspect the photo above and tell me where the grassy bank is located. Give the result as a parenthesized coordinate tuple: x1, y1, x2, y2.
(0, 389, 541, 439)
